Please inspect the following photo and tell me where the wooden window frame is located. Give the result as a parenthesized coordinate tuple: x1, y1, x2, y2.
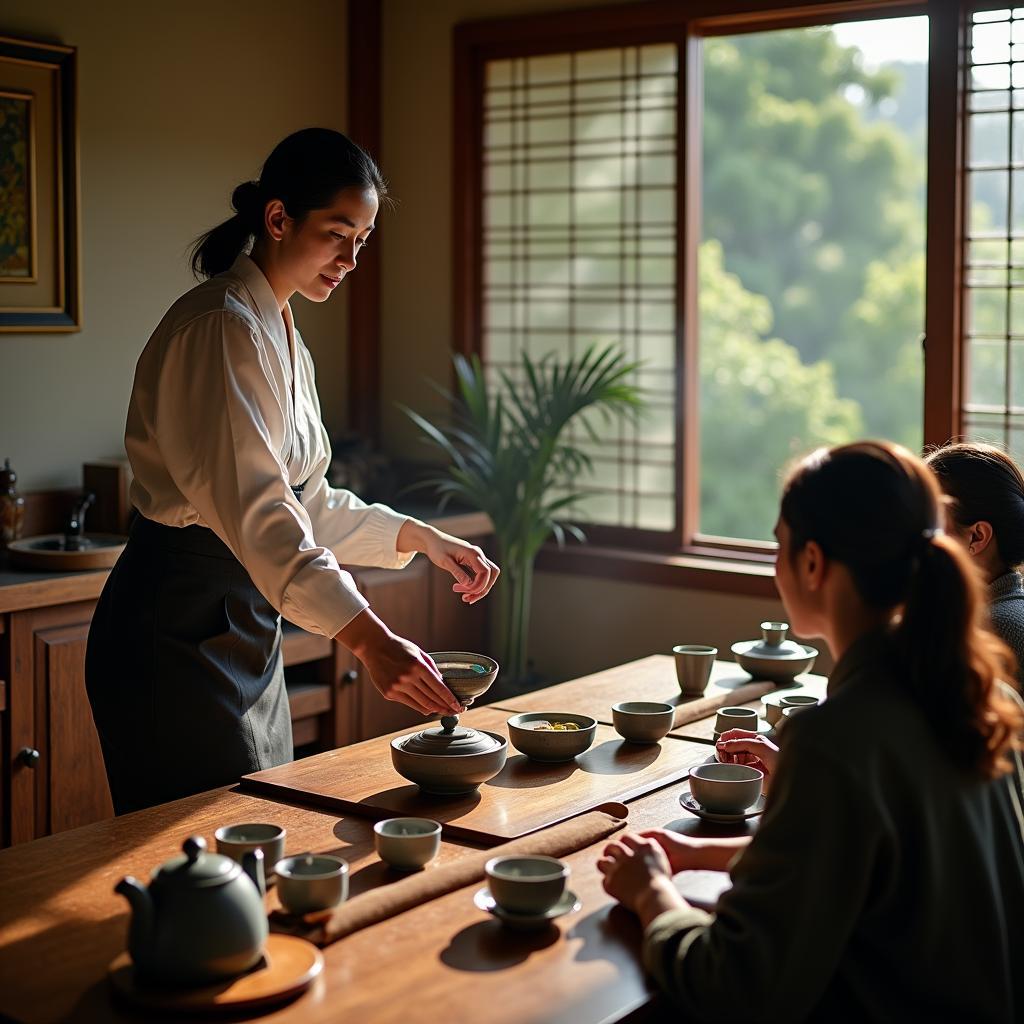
(452, 0, 969, 596)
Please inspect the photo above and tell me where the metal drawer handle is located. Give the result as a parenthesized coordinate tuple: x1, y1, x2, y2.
(342, 670, 358, 685)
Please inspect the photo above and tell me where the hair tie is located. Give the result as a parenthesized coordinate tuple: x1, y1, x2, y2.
(231, 180, 263, 227)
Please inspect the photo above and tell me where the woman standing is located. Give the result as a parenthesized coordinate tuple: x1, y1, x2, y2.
(598, 442, 1024, 1021)
(926, 441, 1024, 673)
(86, 129, 499, 814)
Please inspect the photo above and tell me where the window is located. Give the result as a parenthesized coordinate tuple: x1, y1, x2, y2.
(963, 7, 1024, 455)
(454, 2, 974, 570)
(699, 18, 928, 542)
(481, 45, 679, 531)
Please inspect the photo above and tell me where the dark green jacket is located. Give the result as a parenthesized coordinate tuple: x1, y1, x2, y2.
(644, 631, 1024, 1022)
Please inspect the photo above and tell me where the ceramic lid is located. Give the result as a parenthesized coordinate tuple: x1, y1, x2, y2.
(736, 622, 808, 659)
(152, 835, 241, 890)
(399, 724, 502, 757)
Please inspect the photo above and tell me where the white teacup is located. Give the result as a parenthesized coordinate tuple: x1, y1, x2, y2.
(688, 762, 763, 814)
(275, 854, 348, 915)
(714, 706, 759, 735)
(215, 823, 286, 881)
(374, 817, 441, 871)
(485, 855, 568, 915)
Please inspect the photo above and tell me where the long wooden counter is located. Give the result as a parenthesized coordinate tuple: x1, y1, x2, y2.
(0, 509, 492, 614)
(0, 657, 789, 1024)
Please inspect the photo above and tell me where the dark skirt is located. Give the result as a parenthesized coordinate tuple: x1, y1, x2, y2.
(86, 515, 293, 814)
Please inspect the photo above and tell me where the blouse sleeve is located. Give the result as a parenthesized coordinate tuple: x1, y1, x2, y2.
(152, 311, 369, 638)
(642, 722, 884, 1021)
(299, 473, 415, 571)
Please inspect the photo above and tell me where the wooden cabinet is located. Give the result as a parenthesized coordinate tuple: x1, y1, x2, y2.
(5, 601, 112, 845)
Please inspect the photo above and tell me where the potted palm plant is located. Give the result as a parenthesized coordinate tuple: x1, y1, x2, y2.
(403, 344, 642, 688)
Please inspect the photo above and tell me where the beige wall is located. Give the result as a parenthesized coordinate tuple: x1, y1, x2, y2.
(530, 572, 832, 683)
(376, 0, 822, 681)
(0, 0, 350, 490)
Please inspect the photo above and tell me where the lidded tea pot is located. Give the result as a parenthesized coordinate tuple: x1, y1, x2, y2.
(115, 835, 268, 987)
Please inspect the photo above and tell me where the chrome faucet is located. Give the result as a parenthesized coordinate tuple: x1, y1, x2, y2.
(64, 492, 95, 550)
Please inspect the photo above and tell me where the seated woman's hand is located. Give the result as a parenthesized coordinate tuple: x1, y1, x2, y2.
(597, 833, 683, 924)
(637, 829, 722, 872)
(715, 730, 780, 792)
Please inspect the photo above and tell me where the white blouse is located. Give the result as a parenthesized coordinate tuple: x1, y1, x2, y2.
(124, 254, 412, 638)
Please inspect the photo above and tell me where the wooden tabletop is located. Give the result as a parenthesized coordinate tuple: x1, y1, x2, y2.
(0, 664, 777, 1024)
(242, 706, 714, 843)
(493, 655, 828, 742)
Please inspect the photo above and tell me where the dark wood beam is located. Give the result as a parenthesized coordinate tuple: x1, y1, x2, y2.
(347, 0, 383, 442)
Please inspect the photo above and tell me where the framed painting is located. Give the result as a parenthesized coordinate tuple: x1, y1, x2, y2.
(0, 36, 80, 332)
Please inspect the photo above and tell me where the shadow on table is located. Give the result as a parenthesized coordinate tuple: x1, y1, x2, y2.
(440, 918, 559, 972)
(487, 754, 578, 789)
(663, 815, 759, 839)
(576, 740, 661, 776)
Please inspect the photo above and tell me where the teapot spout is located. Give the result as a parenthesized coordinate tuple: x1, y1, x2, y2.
(115, 876, 155, 957)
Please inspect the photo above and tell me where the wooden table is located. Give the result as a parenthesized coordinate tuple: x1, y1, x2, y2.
(493, 655, 828, 743)
(0, 662, 776, 1024)
(241, 706, 714, 843)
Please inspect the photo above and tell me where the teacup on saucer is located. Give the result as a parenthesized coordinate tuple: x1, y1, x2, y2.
(473, 886, 581, 930)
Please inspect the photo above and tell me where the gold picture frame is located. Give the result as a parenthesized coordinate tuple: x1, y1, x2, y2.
(0, 35, 80, 332)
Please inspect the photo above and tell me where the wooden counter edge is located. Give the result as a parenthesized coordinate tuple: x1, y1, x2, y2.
(0, 510, 494, 614)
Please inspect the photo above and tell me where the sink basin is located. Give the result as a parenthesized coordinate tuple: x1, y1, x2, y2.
(7, 533, 127, 571)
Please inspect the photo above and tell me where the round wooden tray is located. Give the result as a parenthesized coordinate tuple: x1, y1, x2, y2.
(107, 933, 323, 1014)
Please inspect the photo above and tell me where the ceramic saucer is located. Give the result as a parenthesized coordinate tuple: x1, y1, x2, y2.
(679, 790, 766, 823)
(473, 886, 581, 930)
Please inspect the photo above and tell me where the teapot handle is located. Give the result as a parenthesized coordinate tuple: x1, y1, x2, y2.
(241, 848, 266, 898)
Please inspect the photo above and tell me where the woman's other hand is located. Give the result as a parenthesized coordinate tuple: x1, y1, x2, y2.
(336, 609, 462, 716)
(597, 833, 684, 925)
(638, 828, 752, 873)
(398, 520, 500, 605)
(716, 729, 780, 791)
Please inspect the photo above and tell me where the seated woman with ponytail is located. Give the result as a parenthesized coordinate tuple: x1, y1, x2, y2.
(598, 441, 1024, 1022)
(926, 441, 1024, 674)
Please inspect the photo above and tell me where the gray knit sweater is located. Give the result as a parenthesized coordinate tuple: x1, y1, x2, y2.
(990, 571, 1024, 681)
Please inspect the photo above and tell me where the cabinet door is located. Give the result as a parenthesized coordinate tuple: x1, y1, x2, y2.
(352, 559, 434, 740)
(7, 602, 113, 843)
(36, 622, 114, 833)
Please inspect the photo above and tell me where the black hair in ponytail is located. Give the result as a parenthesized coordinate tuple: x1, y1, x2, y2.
(190, 128, 388, 279)
(780, 441, 1022, 779)
(925, 441, 1024, 570)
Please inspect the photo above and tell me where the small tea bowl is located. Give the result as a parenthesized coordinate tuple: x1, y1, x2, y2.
(374, 817, 442, 871)
(688, 762, 763, 815)
(485, 855, 569, 915)
(506, 712, 597, 762)
(612, 701, 675, 744)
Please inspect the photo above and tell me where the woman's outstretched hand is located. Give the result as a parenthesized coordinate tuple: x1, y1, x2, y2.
(336, 608, 462, 716)
(398, 520, 500, 604)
